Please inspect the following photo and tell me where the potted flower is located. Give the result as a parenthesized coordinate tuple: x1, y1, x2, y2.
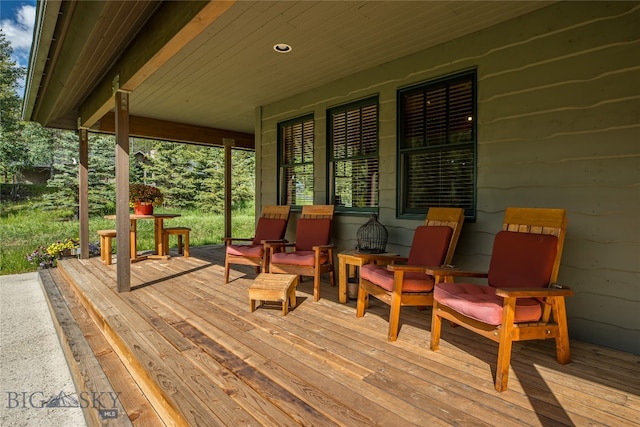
(47, 238, 79, 258)
(129, 183, 163, 215)
(26, 246, 56, 269)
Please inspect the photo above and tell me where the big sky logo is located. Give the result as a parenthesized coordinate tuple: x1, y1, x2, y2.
(6, 390, 121, 419)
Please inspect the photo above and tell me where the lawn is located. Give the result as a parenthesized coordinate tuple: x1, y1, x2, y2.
(0, 201, 256, 275)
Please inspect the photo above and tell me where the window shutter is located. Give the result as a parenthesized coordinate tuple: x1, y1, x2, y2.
(329, 98, 379, 210)
(398, 71, 476, 218)
(278, 116, 314, 206)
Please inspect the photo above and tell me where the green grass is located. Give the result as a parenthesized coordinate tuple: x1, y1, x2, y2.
(0, 201, 256, 275)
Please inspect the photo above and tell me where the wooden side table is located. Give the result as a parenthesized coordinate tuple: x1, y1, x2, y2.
(249, 273, 299, 316)
(337, 250, 399, 303)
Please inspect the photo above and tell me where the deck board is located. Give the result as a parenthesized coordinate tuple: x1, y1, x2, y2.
(46, 245, 640, 426)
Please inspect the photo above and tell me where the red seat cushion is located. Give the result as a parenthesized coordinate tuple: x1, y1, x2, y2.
(360, 225, 452, 293)
(361, 263, 434, 292)
(252, 218, 288, 244)
(294, 218, 332, 250)
(488, 231, 558, 288)
(271, 250, 329, 267)
(434, 231, 558, 325)
(407, 226, 453, 266)
(271, 218, 332, 267)
(434, 282, 542, 325)
(226, 244, 263, 258)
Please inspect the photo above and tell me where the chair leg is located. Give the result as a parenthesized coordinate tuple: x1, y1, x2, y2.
(105, 237, 112, 266)
(313, 269, 321, 302)
(100, 236, 106, 263)
(387, 291, 402, 341)
(356, 283, 367, 318)
(552, 297, 571, 364)
(177, 235, 183, 255)
(495, 297, 517, 392)
(183, 232, 189, 257)
(430, 301, 442, 351)
(100, 235, 113, 266)
(163, 233, 169, 255)
(224, 258, 230, 283)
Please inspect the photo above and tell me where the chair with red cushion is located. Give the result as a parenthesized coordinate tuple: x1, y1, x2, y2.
(267, 205, 335, 302)
(224, 205, 291, 283)
(428, 207, 572, 392)
(356, 207, 464, 341)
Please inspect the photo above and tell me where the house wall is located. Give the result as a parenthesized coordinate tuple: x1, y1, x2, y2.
(258, 2, 640, 354)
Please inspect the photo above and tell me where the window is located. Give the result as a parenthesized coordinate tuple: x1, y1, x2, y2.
(329, 97, 379, 213)
(397, 70, 476, 219)
(278, 115, 314, 206)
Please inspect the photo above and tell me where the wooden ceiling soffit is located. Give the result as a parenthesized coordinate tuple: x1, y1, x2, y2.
(95, 113, 255, 150)
(22, 0, 64, 123)
(78, 1, 235, 129)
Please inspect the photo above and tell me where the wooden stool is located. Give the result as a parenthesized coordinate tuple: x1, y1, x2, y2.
(97, 229, 117, 265)
(249, 273, 298, 316)
(163, 227, 190, 257)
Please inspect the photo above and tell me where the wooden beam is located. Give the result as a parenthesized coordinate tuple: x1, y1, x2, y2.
(223, 138, 234, 238)
(78, 128, 89, 259)
(96, 113, 254, 150)
(79, 1, 235, 129)
(115, 91, 131, 293)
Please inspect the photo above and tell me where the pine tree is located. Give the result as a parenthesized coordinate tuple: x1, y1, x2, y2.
(0, 31, 27, 186)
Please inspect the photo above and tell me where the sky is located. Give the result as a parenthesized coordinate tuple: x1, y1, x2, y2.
(1, 0, 37, 96)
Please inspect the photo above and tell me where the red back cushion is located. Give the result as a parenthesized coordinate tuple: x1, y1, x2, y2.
(407, 226, 453, 266)
(488, 231, 558, 288)
(295, 218, 332, 251)
(252, 218, 288, 244)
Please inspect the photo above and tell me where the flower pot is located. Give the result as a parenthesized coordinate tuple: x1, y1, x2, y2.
(134, 203, 153, 215)
(58, 249, 72, 258)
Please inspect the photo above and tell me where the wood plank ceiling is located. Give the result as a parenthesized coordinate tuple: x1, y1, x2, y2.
(25, 1, 553, 144)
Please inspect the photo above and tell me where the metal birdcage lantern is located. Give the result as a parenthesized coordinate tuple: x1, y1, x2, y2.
(356, 214, 388, 254)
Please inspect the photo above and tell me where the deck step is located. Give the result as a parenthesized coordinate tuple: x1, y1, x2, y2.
(41, 267, 162, 426)
(56, 259, 267, 427)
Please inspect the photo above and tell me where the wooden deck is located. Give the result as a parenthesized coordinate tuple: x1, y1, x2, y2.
(40, 245, 640, 426)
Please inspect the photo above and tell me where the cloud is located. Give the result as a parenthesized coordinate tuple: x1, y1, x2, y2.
(2, 4, 36, 66)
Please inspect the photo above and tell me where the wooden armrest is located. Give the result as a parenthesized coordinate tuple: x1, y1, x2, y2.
(495, 286, 574, 298)
(354, 253, 407, 264)
(223, 237, 253, 245)
(423, 266, 488, 278)
(312, 244, 335, 251)
(265, 241, 295, 249)
(260, 239, 287, 244)
(386, 264, 436, 273)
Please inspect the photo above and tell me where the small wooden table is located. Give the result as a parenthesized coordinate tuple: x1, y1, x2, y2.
(249, 273, 299, 316)
(337, 249, 398, 303)
(104, 213, 180, 262)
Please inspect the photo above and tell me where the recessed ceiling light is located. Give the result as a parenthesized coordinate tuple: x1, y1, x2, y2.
(273, 43, 292, 53)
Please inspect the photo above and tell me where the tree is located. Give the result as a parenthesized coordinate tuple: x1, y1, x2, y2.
(194, 146, 254, 213)
(141, 140, 255, 213)
(40, 130, 80, 217)
(144, 141, 199, 209)
(0, 30, 27, 185)
(87, 133, 116, 214)
(39, 130, 118, 217)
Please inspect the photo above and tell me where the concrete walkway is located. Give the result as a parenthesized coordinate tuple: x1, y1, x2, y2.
(0, 272, 87, 427)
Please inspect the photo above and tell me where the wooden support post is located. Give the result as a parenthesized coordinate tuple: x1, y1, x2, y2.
(78, 127, 89, 259)
(115, 90, 131, 292)
(223, 138, 234, 239)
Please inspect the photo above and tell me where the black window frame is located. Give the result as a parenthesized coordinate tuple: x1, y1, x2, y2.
(277, 114, 315, 208)
(327, 96, 379, 215)
(396, 69, 477, 220)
